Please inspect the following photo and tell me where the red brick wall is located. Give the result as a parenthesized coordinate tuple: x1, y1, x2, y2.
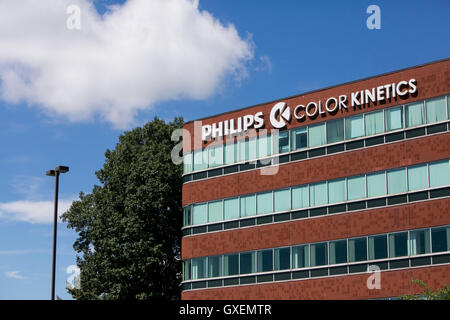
(183, 59, 450, 152)
(181, 264, 450, 300)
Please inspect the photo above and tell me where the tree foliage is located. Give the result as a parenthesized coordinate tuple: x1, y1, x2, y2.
(402, 279, 450, 300)
(62, 117, 183, 299)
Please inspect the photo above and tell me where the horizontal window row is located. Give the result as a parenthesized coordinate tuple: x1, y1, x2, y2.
(183, 95, 450, 174)
(183, 160, 450, 227)
(182, 225, 450, 281)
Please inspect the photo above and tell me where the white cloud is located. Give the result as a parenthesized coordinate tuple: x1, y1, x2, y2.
(5, 271, 26, 280)
(255, 55, 272, 74)
(0, 199, 73, 224)
(0, 0, 253, 128)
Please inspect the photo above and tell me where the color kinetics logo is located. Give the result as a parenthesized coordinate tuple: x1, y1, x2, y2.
(269, 102, 291, 129)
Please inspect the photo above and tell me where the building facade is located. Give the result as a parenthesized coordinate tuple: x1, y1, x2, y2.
(180, 59, 450, 299)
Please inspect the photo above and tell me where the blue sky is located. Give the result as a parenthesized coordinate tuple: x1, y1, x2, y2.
(0, 0, 448, 300)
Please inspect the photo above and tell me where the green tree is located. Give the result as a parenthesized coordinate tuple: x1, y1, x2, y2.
(402, 279, 450, 300)
(62, 117, 184, 300)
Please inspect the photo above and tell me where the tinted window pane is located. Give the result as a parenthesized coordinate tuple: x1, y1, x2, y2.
(192, 203, 207, 225)
(274, 188, 291, 212)
(310, 242, 328, 267)
(310, 182, 327, 206)
(329, 240, 347, 264)
(407, 164, 428, 191)
(368, 235, 388, 260)
(328, 178, 346, 204)
(208, 200, 222, 223)
(183, 206, 191, 226)
(224, 197, 239, 220)
(224, 254, 239, 276)
(348, 175, 366, 200)
(367, 172, 386, 197)
(326, 118, 344, 144)
(239, 138, 256, 161)
(274, 247, 291, 270)
(224, 141, 237, 165)
(410, 229, 430, 256)
(426, 96, 446, 123)
(208, 145, 223, 168)
(405, 102, 425, 128)
(432, 226, 450, 253)
(292, 245, 309, 268)
(193, 149, 207, 171)
(389, 232, 408, 257)
(240, 252, 256, 274)
(257, 249, 273, 272)
(308, 123, 326, 147)
(429, 160, 450, 188)
(387, 168, 406, 194)
(257, 134, 272, 158)
(291, 127, 307, 150)
(349, 237, 367, 262)
(345, 115, 364, 139)
(183, 260, 191, 281)
(183, 152, 193, 173)
(292, 185, 309, 209)
(240, 194, 256, 217)
(257, 191, 272, 214)
(192, 257, 206, 279)
(385, 107, 403, 131)
(208, 255, 222, 278)
(365, 110, 384, 136)
(278, 131, 289, 153)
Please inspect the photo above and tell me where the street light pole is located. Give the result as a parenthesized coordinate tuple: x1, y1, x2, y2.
(46, 166, 69, 301)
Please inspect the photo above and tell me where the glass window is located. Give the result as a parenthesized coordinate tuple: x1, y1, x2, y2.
(431, 226, 450, 253)
(257, 191, 272, 215)
(183, 206, 191, 226)
(367, 171, 386, 197)
(274, 188, 291, 212)
(328, 178, 346, 204)
(239, 137, 256, 161)
(405, 102, 425, 128)
(329, 240, 347, 265)
(257, 249, 273, 272)
(240, 194, 256, 217)
(292, 185, 309, 209)
(192, 203, 207, 225)
(407, 164, 428, 191)
(410, 229, 430, 256)
(387, 168, 406, 194)
(278, 131, 290, 154)
(274, 247, 290, 270)
(326, 118, 344, 144)
(448, 96, 450, 119)
(388, 232, 408, 258)
(192, 257, 206, 279)
(193, 149, 207, 171)
(292, 245, 309, 269)
(291, 127, 307, 151)
(208, 145, 223, 168)
(365, 110, 384, 136)
(240, 251, 256, 274)
(257, 134, 272, 158)
(208, 200, 222, 223)
(345, 114, 364, 139)
(426, 96, 446, 123)
(347, 175, 366, 200)
(349, 237, 367, 262)
(182, 260, 191, 281)
(385, 107, 403, 131)
(308, 123, 326, 147)
(207, 255, 222, 278)
(224, 254, 239, 276)
(183, 152, 193, 173)
(224, 197, 239, 220)
(429, 160, 450, 188)
(310, 242, 328, 267)
(368, 234, 388, 260)
(224, 141, 237, 165)
(310, 182, 327, 206)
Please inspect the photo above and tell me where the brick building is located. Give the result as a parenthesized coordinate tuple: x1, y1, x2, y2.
(180, 59, 450, 299)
